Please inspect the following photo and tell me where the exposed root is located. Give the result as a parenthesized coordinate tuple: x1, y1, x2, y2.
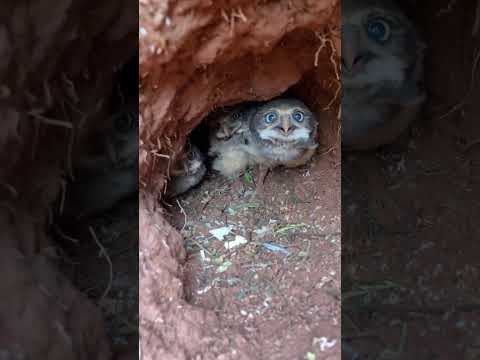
(314, 28, 340, 81)
(176, 199, 187, 232)
(221, 7, 248, 37)
(323, 81, 341, 112)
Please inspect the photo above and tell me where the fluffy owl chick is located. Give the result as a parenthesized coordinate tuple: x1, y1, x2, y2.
(342, 0, 426, 149)
(209, 98, 318, 184)
(165, 144, 206, 198)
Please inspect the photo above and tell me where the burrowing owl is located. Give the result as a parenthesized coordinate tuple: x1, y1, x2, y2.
(342, 0, 426, 149)
(62, 105, 138, 220)
(209, 98, 318, 190)
(165, 143, 207, 198)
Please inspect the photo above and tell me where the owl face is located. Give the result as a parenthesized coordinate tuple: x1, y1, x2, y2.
(250, 98, 316, 144)
(171, 144, 204, 176)
(342, 0, 422, 88)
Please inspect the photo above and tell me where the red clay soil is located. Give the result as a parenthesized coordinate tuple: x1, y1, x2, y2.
(139, 0, 340, 358)
(139, 0, 340, 193)
(342, 1, 480, 358)
(167, 150, 341, 359)
(0, 1, 136, 359)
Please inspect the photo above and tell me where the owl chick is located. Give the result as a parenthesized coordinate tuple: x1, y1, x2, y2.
(209, 98, 318, 190)
(342, 0, 426, 149)
(165, 143, 207, 198)
(61, 104, 138, 220)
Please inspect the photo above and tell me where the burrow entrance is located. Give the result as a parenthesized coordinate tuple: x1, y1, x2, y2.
(139, 1, 342, 358)
(146, 19, 343, 359)
(164, 76, 342, 360)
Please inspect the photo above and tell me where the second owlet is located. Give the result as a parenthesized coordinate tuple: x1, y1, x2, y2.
(342, 0, 427, 149)
(208, 98, 318, 187)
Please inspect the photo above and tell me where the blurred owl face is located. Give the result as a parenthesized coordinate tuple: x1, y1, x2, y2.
(342, 0, 422, 88)
(250, 99, 316, 143)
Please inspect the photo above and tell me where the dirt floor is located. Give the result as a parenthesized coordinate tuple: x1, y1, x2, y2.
(342, 45, 480, 360)
(54, 196, 139, 354)
(163, 148, 341, 360)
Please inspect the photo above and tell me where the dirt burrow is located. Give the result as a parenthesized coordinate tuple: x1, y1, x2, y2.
(139, 0, 340, 358)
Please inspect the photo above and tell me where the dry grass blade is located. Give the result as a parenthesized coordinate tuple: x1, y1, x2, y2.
(88, 226, 113, 305)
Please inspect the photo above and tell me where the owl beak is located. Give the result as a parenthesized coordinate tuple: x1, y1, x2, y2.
(342, 28, 366, 74)
(278, 118, 295, 134)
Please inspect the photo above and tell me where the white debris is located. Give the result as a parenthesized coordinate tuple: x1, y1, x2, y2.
(224, 235, 248, 250)
(313, 337, 337, 351)
(209, 226, 233, 240)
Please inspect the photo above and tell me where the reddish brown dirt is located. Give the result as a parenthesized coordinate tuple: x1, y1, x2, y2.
(0, 2, 136, 359)
(342, 1, 480, 358)
(166, 149, 340, 360)
(139, 0, 340, 193)
(139, 0, 340, 358)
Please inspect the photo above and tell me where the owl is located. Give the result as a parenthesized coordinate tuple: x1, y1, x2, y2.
(165, 143, 207, 198)
(208, 98, 318, 190)
(341, 0, 426, 149)
(76, 103, 138, 174)
(61, 105, 138, 220)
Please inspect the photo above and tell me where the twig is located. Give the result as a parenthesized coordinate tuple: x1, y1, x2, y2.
(28, 112, 73, 129)
(176, 199, 187, 231)
(0, 182, 18, 197)
(88, 226, 113, 305)
(54, 224, 79, 243)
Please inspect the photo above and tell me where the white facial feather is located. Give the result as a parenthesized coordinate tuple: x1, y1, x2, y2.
(343, 55, 406, 88)
(259, 127, 310, 142)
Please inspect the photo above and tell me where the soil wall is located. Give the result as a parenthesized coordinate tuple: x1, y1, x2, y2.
(0, 1, 136, 359)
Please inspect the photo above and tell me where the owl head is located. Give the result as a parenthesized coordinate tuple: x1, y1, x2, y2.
(342, 0, 425, 89)
(171, 143, 204, 176)
(249, 98, 317, 144)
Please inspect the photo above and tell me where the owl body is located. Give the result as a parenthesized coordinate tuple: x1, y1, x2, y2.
(342, 0, 426, 149)
(209, 98, 318, 177)
(165, 143, 206, 198)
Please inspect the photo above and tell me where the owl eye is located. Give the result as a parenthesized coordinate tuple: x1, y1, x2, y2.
(292, 111, 304, 122)
(264, 112, 277, 124)
(366, 19, 391, 42)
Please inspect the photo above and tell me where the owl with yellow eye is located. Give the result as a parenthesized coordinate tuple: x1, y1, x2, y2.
(208, 98, 318, 190)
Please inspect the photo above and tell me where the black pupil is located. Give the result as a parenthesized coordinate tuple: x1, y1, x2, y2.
(368, 21, 385, 39)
